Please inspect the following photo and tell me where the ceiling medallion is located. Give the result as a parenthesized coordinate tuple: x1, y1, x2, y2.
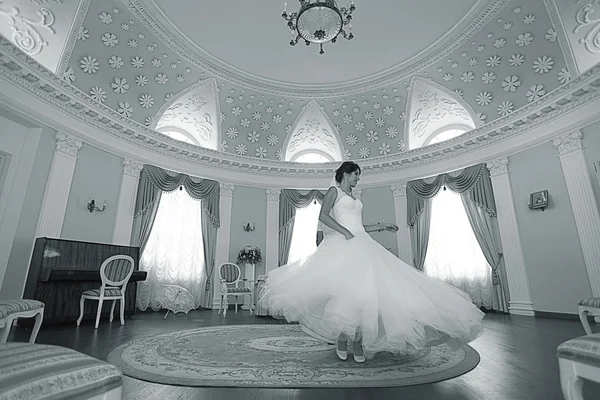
(282, 0, 355, 55)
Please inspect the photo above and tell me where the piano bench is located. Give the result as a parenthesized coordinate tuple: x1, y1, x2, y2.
(0, 299, 44, 343)
(0, 342, 123, 399)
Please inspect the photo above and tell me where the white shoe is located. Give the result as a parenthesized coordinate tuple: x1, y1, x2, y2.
(336, 348, 348, 361)
(336, 339, 348, 361)
(353, 354, 365, 363)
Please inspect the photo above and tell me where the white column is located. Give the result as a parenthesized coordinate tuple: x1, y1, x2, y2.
(213, 183, 235, 308)
(391, 183, 413, 265)
(112, 159, 143, 245)
(35, 132, 82, 238)
(265, 188, 281, 275)
(553, 131, 600, 299)
(487, 157, 535, 316)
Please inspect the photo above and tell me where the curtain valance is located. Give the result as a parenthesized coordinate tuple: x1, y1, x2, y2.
(136, 165, 220, 227)
(407, 164, 496, 227)
(279, 189, 325, 232)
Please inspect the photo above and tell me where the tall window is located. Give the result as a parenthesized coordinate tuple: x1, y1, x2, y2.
(423, 186, 494, 308)
(287, 200, 322, 264)
(137, 189, 206, 311)
(285, 150, 330, 264)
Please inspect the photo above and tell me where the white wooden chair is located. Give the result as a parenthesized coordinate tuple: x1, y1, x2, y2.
(77, 255, 135, 329)
(218, 262, 253, 317)
(577, 297, 600, 335)
(0, 342, 123, 399)
(0, 300, 44, 343)
(557, 333, 600, 400)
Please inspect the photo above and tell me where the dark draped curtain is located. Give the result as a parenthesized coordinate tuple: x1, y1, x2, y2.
(406, 163, 508, 312)
(278, 189, 325, 266)
(131, 164, 220, 309)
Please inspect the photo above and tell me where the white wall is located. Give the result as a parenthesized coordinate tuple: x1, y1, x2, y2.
(0, 113, 43, 296)
(509, 141, 593, 314)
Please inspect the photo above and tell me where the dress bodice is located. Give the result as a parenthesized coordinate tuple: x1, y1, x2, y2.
(325, 186, 364, 236)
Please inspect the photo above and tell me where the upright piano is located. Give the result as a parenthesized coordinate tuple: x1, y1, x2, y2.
(23, 237, 146, 325)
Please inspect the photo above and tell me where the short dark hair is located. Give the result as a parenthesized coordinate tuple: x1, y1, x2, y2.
(334, 161, 361, 183)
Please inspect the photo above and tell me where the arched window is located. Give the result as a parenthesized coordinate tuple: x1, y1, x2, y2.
(290, 150, 335, 163)
(423, 127, 468, 146)
(158, 127, 200, 146)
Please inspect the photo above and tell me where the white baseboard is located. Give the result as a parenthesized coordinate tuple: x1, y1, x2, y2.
(509, 301, 535, 316)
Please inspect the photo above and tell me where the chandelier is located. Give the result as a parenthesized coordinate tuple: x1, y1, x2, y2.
(282, 0, 356, 55)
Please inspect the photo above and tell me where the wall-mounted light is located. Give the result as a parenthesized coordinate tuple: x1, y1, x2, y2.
(242, 222, 256, 232)
(528, 190, 549, 212)
(87, 198, 106, 213)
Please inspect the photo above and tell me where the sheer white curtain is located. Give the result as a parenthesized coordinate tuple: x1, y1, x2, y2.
(287, 200, 322, 265)
(136, 189, 206, 311)
(424, 188, 494, 308)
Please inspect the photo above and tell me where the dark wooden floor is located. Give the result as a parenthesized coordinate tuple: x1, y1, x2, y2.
(8, 310, 600, 399)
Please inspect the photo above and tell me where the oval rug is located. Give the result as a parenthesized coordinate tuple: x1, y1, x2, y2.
(107, 324, 480, 388)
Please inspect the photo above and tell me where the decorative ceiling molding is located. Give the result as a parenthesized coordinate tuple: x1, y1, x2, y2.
(56, 0, 90, 77)
(404, 77, 478, 150)
(0, 0, 83, 74)
(542, 0, 579, 77)
(122, 0, 509, 97)
(282, 100, 343, 162)
(1, 36, 600, 184)
(151, 77, 221, 150)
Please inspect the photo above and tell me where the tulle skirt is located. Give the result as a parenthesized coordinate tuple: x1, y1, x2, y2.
(258, 231, 485, 358)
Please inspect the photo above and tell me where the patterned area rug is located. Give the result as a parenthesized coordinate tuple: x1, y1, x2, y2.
(107, 324, 480, 388)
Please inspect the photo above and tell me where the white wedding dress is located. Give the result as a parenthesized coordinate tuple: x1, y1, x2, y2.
(258, 186, 485, 358)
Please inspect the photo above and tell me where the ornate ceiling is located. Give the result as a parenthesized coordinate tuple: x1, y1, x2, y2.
(148, 0, 480, 85)
(1, 0, 600, 167)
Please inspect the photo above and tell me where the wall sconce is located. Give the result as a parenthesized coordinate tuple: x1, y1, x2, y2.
(87, 198, 106, 213)
(528, 190, 549, 212)
(242, 222, 256, 232)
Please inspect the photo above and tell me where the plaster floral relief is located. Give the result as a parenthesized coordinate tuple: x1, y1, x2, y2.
(405, 77, 476, 150)
(1, 32, 598, 181)
(153, 78, 220, 150)
(59, 0, 569, 161)
(283, 100, 343, 161)
(0, 0, 82, 73)
(552, 0, 600, 75)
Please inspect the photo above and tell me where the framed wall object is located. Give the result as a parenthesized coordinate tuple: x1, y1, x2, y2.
(529, 190, 549, 211)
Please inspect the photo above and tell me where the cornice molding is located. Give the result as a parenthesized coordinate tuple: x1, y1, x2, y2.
(122, 0, 508, 97)
(2, 36, 600, 184)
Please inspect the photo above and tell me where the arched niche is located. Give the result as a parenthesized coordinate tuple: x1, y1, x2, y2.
(282, 100, 343, 162)
(404, 77, 479, 150)
(151, 78, 221, 150)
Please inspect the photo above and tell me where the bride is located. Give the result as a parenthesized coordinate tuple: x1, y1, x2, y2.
(258, 161, 485, 363)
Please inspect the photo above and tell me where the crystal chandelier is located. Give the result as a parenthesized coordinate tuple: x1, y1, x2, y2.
(282, 0, 356, 55)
